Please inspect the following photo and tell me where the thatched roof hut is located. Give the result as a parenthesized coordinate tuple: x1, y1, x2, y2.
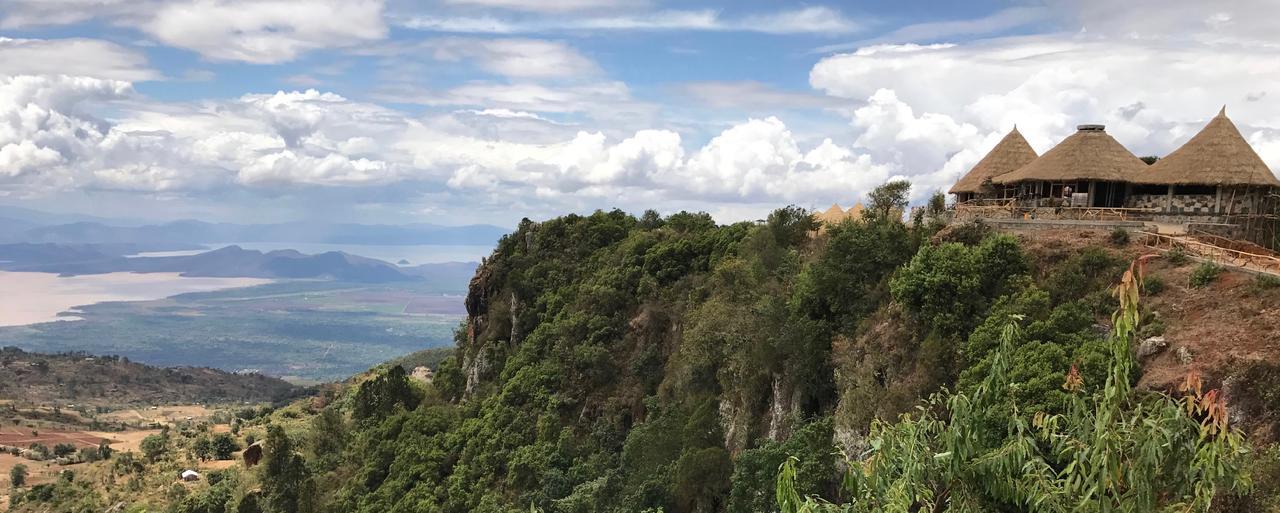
(949, 127, 1038, 194)
(816, 204, 846, 225)
(846, 202, 865, 219)
(993, 125, 1148, 184)
(1131, 108, 1280, 187)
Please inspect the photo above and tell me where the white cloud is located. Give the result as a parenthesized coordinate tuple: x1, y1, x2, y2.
(0, 140, 62, 176)
(359, 37, 599, 79)
(439, 0, 645, 13)
(238, 151, 395, 186)
(814, 6, 1052, 53)
(143, 0, 387, 63)
(681, 81, 844, 110)
(397, 115, 892, 208)
(377, 81, 655, 128)
(810, 33, 1280, 189)
(0, 0, 149, 29)
(1, 0, 388, 64)
(0, 37, 158, 81)
(397, 6, 861, 35)
(0, 75, 133, 189)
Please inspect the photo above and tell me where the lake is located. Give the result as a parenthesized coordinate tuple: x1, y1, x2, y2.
(131, 243, 494, 265)
(0, 271, 271, 327)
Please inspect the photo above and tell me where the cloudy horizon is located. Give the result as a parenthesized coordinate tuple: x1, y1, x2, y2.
(1, 0, 1278, 227)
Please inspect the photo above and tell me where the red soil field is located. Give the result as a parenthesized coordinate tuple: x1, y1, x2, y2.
(0, 426, 110, 448)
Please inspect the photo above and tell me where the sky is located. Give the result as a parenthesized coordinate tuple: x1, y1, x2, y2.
(1, 0, 1280, 227)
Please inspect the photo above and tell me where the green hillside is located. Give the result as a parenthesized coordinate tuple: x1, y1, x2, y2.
(10, 182, 1280, 513)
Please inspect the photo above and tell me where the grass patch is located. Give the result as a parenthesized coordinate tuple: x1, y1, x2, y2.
(1189, 261, 1223, 288)
(1253, 273, 1280, 293)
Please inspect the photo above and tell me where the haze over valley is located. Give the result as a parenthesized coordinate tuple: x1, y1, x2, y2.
(0, 206, 499, 381)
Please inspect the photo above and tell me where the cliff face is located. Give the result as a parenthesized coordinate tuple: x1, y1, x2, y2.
(405, 209, 1280, 513)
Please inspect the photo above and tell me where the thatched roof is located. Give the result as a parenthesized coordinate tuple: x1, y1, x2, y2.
(846, 202, 864, 219)
(1131, 108, 1280, 187)
(993, 125, 1148, 184)
(816, 204, 846, 225)
(949, 127, 1038, 193)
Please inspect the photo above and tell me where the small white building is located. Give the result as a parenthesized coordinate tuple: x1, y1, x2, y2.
(180, 469, 200, 482)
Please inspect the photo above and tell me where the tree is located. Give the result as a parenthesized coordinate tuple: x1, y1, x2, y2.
(141, 433, 168, 463)
(10, 463, 26, 487)
(352, 366, 420, 421)
(52, 443, 76, 458)
(260, 425, 312, 513)
(211, 433, 240, 461)
(193, 436, 214, 461)
(307, 407, 348, 470)
(766, 205, 818, 247)
(97, 440, 113, 460)
(865, 180, 912, 222)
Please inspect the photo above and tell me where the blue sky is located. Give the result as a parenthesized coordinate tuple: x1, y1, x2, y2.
(0, 0, 1278, 227)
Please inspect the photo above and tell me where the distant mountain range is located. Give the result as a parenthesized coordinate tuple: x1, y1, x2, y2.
(0, 206, 497, 285)
(0, 243, 474, 284)
(0, 206, 509, 247)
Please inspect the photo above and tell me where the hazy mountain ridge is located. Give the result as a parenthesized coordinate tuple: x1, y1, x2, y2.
(8, 219, 509, 246)
(0, 346, 301, 406)
(2, 244, 439, 283)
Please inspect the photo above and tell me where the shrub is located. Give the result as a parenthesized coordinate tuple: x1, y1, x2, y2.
(1254, 273, 1280, 292)
(1109, 227, 1130, 246)
(1166, 246, 1189, 265)
(890, 235, 1028, 337)
(1189, 261, 1223, 288)
(10, 463, 26, 487)
(1141, 275, 1165, 296)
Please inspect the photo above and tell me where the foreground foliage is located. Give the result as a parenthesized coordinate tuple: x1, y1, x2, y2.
(777, 258, 1251, 512)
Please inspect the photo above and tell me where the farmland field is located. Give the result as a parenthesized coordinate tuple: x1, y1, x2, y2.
(0, 427, 110, 449)
(0, 280, 465, 382)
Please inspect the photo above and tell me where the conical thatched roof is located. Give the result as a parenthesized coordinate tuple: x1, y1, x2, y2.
(949, 127, 1038, 193)
(1131, 108, 1280, 187)
(993, 125, 1148, 184)
(816, 204, 846, 224)
(846, 203, 864, 219)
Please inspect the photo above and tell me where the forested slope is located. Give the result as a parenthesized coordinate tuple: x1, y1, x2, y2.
(313, 182, 1250, 512)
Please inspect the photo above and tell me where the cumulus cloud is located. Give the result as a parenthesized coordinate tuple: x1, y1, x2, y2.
(0, 75, 133, 189)
(809, 27, 1280, 199)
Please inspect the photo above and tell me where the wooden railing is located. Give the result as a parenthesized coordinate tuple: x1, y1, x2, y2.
(1141, 231, 1280, 276)
(954, 202, 1160, 222)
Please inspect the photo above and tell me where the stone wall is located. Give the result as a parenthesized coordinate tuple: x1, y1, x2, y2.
(1126, 194, 1166, 209)
(1123, 192, 1267, 215)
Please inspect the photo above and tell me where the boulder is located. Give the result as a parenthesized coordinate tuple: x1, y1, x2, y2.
(1176, 346, 1194, 365)
(1137, 336, 1167, 359)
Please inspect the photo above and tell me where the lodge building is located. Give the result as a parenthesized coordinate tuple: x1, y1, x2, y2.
(950, 108, 1280, 231)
